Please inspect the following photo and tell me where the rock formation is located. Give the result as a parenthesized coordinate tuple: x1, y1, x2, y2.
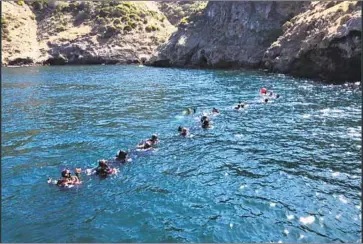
(148, 1, 307, 68)
(263, 1, 361, 82)
(1, 1, 176, 66)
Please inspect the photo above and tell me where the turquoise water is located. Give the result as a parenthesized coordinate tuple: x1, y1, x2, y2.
(1, 65, 361, 242)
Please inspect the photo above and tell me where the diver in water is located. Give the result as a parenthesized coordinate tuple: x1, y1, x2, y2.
(264, 98, 269, 103)
(276, 94, 280, 99)
(212, 108, 220, 114)
(57, 169, 75, 186)
(95, 160, 112, 176)
(178, 126, 189, 136)
(202, 117, 211, 129)
(234, 104, 241, 110)
(185, 108, 196, 115)
(201, 115, 208, 123)
(137, 134, 159, 149)
(115, 150, 128, 162)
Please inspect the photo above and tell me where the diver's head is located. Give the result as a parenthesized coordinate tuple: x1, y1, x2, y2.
(116, 150, 128, 160)
(264, 98, 268, 103)
(201, 115, 208, 122)
(98, 160, 108, 167)
(202, 118, 210, 128)
(276, 94, 280, 98)
(178, 126, 183, 132)
(151, 134, 158, 142)
(181, 128, 188, 135)
(61, 169, 71, 178)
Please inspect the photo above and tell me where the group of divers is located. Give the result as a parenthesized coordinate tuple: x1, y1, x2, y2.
(48, 88, 280, 188)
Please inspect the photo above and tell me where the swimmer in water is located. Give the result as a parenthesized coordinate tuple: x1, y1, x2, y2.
(201, 115, 208, 123)
(261, 88, 267, 95)
(56, 169, 74, 186)
(70, 168, 81, 182)
(264, 98, 269, 103)
(178, 126, 189, 136)
(115, 150, 128, 162)
(202, 117, 211, 129)
(95, 160, 112, 176)
(212, 108, 220, 114)
(185, 108, 196, 115)
(234, 104, 241, 110)
(137, 134, 159, 149)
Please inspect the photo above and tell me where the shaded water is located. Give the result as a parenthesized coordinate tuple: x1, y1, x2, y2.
(1, 65, 361, 242)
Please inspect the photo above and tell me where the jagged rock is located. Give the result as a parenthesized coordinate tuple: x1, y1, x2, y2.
(263, 1, 361, 82)
(148, 1, 307, 68)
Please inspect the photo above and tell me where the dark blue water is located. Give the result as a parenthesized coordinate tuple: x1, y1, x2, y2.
(1, 65, 361, 242)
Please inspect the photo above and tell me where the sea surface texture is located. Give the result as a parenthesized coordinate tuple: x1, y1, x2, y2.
(1, 66, 361, 242)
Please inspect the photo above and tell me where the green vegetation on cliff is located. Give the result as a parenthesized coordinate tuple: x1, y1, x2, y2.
(157, 1, 207, 26)
(28, 1, 169, 39)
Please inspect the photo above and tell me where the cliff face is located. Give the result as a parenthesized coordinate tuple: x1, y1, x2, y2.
(263, 1, 361, 82)
(148, 1, 307, 68)
(157, 1, 207, 26)
(1, 1, 41, 65)
(2, 1, 176, 66)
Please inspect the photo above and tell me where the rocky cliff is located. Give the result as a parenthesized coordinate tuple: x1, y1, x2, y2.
(1, 1, 41, 65)
(263, 1, 361, 82)
(2, 1, 176, 65)
(148, 1, 307, 68)
(149, 1, 361, 82)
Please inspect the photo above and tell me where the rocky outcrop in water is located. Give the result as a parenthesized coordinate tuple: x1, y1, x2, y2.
(148, 1, 307, 68)
(263, 1, 361, 82)
(149, 1, 361, 82)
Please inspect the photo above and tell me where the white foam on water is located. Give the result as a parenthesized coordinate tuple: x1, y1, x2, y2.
(278, 241, 282, 243)
(315, 192, 320, 196)
(299, 234, 304, 239)
(287, 214, 294, 220)
(355, 204, 361, 210)
(270, 202, 276, 207)
(175, 115, 184, 120)
(335, 214, 341, 220)
(234, 134, 243, 139)
(229, 223, 234, 229)
(332, 172, 340, 177)
(239, 184, 246, 190)
(302, 114, 311, 119)
(284, 229, 289, 235)
(299, 215, 315, 225)
(339, 195, 348, 204)
(224, 172, 228, 176)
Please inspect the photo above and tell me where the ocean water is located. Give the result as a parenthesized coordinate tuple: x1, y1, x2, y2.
(1, 65, 361, 242)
